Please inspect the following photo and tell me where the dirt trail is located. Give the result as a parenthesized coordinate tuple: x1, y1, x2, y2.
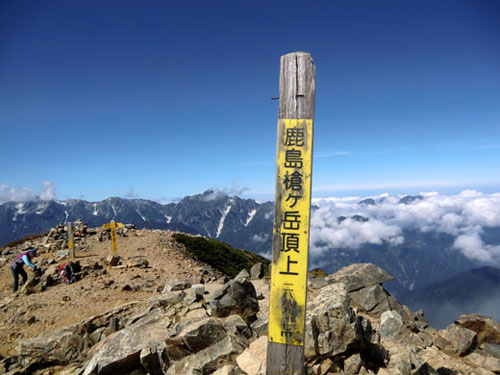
(0, 229, 215, 357)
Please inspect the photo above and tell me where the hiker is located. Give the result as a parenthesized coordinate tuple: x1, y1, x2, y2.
(10, 248, 40, 293)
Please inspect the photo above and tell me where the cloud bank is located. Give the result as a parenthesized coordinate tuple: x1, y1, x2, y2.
(310, 191, 500, 265)
(0, 181, 56, 203)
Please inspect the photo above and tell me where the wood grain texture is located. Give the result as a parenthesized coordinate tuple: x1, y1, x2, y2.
(267, 52, 315, 375)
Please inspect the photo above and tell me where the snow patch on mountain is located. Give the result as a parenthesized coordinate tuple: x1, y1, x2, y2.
(216, 201, 233, 238)
(245, 209, 256, 226)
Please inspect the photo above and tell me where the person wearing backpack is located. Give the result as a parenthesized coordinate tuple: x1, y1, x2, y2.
(10, 248, 40, 293)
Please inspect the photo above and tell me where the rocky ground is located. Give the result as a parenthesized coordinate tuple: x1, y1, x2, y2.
(0, 224, 223, 360)
(1, 223, 500, 375)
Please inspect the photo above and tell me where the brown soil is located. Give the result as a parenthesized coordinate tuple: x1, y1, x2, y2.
(0, 229, 216, 357)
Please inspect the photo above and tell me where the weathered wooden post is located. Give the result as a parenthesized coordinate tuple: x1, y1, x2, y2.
(67, 221, 75, 258)
(267, 52, 315, 375)
(102, 220, 123, 257)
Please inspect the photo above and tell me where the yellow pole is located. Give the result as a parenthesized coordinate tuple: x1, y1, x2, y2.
(68, 221, 75, 258)
(110, 220, 117, 257)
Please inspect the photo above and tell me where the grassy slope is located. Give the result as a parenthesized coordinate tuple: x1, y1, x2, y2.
(172, 233, 270, 278)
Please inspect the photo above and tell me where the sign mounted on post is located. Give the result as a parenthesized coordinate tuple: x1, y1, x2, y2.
(268, 118, 313, 345)
(267, 52, 315, 375)
(102, 220, 123, 257)
(67, 221, 75, 258)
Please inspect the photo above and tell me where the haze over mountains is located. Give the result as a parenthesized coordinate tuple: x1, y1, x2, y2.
(2, 189, 500, 327)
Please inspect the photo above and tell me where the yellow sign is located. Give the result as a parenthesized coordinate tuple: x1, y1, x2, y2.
(268, 118, 314, 346)
(102, 220, 123, 257)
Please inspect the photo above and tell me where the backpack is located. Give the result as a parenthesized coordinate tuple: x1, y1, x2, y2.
(58, 263, 76, 284)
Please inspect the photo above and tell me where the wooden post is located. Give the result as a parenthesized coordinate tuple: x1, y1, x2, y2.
(267, 52, 315, 375)
(102, 220, 123, 257)
(67, 221, 75, 258)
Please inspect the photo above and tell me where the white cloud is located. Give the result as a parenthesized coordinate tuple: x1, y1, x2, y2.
(40, 181, 56, 200)
(252, 233, 269, 243)
(0, 181, 56, 203)
(310, 191, 500, 265)
(0, 184, 36, 203)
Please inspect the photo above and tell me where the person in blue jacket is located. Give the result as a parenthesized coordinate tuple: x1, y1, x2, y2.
(10, 248, 40, 293)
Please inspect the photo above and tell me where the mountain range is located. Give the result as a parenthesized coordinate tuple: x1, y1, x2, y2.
(2, 189, 500, 325)
(0, 190, 274, 255)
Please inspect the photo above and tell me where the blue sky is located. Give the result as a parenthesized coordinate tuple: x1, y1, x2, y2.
(1, 0, 499, 203)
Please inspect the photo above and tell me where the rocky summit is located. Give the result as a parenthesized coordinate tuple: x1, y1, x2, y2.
(1, 223, 500, 374)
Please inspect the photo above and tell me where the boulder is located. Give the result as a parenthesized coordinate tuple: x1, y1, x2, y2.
(166, 335, 247, 375)
(236, 335, 267, 375)
(325, 263, 393, 292)
(379, 311, 404, 340)
(209, 279, 259, 324)
(82, 312, 170, 375)
(162, 279, 192, 293)
(165, 318, 228, 360)
(434, 324, 477, 356)
(234, 269, 250, 282)
(481, 343, 500, 359)
(140, 342, 169, 375)
(350, 284, 391, 314)
(304, 283, 358, 359)
(250, 263, 264, 279)
(191, 284, 205, 297)
(455, 314, 500, 345)
(385, 351, 411, 375)
(17, 325, 92, 365)
(464, 352, 500, 373)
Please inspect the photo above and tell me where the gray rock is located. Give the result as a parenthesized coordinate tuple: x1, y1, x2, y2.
(162, 279, 192, 293)
(162, 290, 186, 306)
(350, 284, 391, 314)
(83, 314, 170, 375)
(386, 352, 411, 375)
(209, 279, 258, 324)
(17, 325, 92, 365)
(304, 283, 358, 359)
(325, 263, 393, 292)
(191, 284, 205, 297)
(165, 317, 228, 360)
(464, 352, 500, 373)
(481, 343, 500, 359)
(435, 324, 477, 356)
(183, 289, 202, 306)
(307, 277, 328, 289)
(250, 263, 264, 279)
(234, 269, 250, 282)
(140, 342, 168, 375)
(455, 314, 500, 345)
(379, 311, 404, 339)
(250, 316, 268, 338)
(166, 335, 247, 375)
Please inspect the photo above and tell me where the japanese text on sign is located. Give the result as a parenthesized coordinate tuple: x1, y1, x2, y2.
(269, 119, 313, 346)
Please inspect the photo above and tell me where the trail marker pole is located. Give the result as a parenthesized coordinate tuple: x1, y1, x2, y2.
(267, 52, 315, 375)
(68, 221, 75, 258)
(102, 220, 123, 257)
